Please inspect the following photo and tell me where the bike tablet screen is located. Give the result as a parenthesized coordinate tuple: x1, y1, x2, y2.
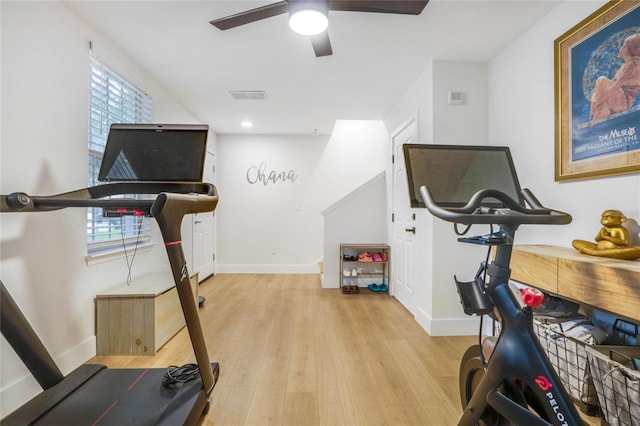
(403, 144, 523, 208)
(98, 123, 208, 182)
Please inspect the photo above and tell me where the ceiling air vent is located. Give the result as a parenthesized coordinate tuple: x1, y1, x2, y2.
(229, 90, 267, 100)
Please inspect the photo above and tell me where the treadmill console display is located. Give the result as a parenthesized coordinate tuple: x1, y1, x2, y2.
(98, 123, 208, 182)
(403, 144, 523, 208)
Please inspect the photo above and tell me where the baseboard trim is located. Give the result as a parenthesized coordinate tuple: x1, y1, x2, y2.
(414, 307, 479, 336)
(321, 276, 339, 288)
(216, 264, 319, 274)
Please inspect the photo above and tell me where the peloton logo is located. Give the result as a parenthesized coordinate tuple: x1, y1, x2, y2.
(536, 376, 569, 426)
(535, 375, 552, 391)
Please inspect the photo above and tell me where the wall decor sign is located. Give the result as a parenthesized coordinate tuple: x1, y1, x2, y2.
(246, 162, 299, 186)
(554, 0, 640, 181)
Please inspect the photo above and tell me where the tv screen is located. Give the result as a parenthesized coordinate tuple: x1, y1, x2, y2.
(403, 144, 523, 208)
(98, 123, 208, 182)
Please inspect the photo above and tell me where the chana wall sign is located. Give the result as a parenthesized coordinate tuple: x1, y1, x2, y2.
(246, 162, 299, 186)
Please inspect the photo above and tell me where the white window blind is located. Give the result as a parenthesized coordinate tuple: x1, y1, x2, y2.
(87, 54, 153, 255)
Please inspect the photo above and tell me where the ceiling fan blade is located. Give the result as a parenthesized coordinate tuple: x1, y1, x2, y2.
(210, 1, 290, 30)
(328, 0, 428, 15)
(311, 31, 333, 57)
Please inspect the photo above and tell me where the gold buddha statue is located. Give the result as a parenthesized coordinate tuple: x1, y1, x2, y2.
(572, 210, 640, 260)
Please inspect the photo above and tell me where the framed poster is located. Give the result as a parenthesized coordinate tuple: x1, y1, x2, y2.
(555, 0, 640, 181)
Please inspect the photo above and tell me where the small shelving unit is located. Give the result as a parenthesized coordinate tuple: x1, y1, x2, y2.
(340, 243, 390, 294)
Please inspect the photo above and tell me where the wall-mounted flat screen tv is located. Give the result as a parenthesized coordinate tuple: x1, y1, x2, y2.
(98, 123, 208, 182)
(403, 144, 524, 208)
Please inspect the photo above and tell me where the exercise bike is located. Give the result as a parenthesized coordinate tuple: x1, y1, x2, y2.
(403, 144, 583, 426)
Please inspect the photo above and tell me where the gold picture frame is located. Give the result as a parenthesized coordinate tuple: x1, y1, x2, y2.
(554, 0, 640, 181)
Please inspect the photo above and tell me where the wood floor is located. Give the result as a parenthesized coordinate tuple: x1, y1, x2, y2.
(91, 274, 598, 426)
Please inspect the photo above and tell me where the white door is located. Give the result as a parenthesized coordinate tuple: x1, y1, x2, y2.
(194, 151, 216, 281)
(391, 118, 419, 313)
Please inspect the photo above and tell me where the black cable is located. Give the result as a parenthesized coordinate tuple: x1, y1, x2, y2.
(121, 215, 144, 285)
(454, 223, 472, 236)
(162, 363, 200, 387)
(478, 315, 485, 364)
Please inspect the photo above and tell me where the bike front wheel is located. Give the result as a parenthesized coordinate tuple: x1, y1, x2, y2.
(459, 345, 528, 426)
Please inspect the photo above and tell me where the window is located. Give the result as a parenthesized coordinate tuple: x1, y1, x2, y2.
(87, 54, 153, 255)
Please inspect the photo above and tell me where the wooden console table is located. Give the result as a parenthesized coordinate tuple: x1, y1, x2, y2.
(510, 245, 640, 322)
(96, 272, 198, 355)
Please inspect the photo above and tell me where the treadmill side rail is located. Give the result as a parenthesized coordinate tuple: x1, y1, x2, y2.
(1, 364, 105, 426)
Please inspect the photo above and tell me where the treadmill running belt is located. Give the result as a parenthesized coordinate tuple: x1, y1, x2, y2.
(31, 363, 219, 425)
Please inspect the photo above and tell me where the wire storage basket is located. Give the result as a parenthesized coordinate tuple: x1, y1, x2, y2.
(586, 345, 640, 426)
(533, 318, 600, 415)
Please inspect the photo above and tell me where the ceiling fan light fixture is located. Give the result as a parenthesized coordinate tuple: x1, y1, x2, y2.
(289, 9, 328, 36)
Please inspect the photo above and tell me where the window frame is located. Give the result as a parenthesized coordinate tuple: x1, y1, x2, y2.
(87, 54, 153, 256)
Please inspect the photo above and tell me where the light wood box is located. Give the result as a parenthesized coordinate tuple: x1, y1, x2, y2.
(510, 245, 640, 321)
(96, 272, 198, 355)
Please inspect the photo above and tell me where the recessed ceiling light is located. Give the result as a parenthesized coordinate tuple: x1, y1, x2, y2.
(241, 121, 253, 128)
(229, 91, 267, 100)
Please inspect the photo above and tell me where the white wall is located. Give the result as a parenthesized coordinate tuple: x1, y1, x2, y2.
(488, 0, 640, 245)
(215, 120, 389, 274)
(215, 133, 328, 273)
(322, 172, 387, 288)
(384, 61, 491, 336)
(433, 62, 489, 144)
(0, 1, 208, 415)
(430, 61, 491, 334)
(385, 62, 434, 142)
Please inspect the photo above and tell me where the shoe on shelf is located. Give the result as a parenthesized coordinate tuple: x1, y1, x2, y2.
(342, 285, 360, 294)
(358, 252, 373, 262)
(378, 284, 388, 292)
(368, 283, 380, 292)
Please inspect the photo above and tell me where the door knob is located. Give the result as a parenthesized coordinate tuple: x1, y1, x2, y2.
(405, 227, 416, 234)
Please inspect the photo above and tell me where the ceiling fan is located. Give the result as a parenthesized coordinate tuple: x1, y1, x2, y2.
(210, 0, 429, 57)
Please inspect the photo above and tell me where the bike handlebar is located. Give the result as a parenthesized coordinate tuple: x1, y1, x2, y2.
(419, 186, 572, 226)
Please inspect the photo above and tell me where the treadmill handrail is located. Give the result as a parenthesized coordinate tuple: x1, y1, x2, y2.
(1, 182, 216, 213)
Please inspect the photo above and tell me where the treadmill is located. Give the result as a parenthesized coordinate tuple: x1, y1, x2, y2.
(1, 124, 219, 425)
